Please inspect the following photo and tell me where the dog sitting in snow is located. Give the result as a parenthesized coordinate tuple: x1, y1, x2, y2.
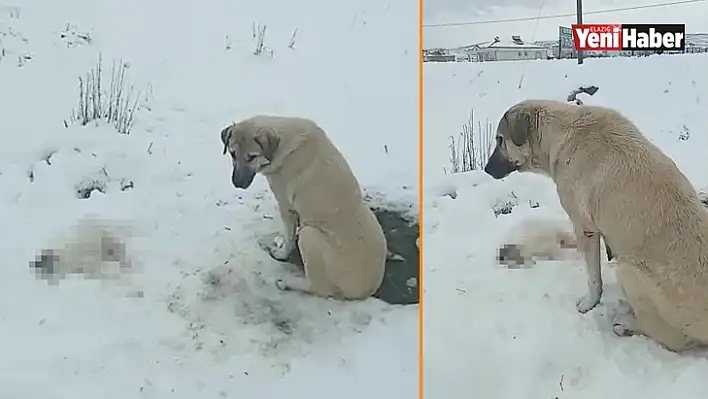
(484, 99, 708, 351)
(220, 115, 387, 300)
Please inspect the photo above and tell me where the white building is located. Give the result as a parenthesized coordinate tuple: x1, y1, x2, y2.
(422, 48, 456, 62)
(458, 35, 548, 62)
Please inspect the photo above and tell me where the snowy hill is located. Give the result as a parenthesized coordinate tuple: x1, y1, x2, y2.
(423, 54, 708, 398)
(0, 0, 418, 397)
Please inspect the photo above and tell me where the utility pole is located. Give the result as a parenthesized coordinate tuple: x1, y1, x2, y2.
(576, 0, 584, 64)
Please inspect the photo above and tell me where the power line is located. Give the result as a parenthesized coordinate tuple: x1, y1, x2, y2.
(518, 0, 548, 87)
(423, 0, 708, 28)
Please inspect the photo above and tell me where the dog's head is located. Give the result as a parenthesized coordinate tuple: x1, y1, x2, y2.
(220, 120, 281, 189)
(484, 101, 540, 180)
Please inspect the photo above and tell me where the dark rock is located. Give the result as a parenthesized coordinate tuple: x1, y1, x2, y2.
(280, 206, 420, 305)
(370, 207, 419, 305)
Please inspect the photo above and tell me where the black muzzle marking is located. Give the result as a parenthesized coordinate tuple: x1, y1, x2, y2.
(483, 147, 518, 179)
(231, 163, 256, 189)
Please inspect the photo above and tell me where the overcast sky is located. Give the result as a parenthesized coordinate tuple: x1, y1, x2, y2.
(423, 0, 708, 48)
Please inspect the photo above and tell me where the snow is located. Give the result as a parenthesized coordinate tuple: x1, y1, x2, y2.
(423, 54, 708, 398)
(0, 0, 418, 397)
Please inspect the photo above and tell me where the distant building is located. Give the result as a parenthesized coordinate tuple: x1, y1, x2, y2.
(550, 43, 577, 59)
(423, 48, 456, 62)
(455, 35, 548, 62)
(422, 32, 708, 63)
(686, 43, 708, 53)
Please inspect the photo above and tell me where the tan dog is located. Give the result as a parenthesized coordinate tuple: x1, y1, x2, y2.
(220, 115, 387, 300)
(484, 99, 708, 351)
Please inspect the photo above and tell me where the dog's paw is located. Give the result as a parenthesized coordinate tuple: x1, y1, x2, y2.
(258, 234, 291, 261)
(269, 245, 290, 261)
(611, 314, 636, 337)
(576, 293, 601, 314)
(275, 275, 311, 294)
(275, 279, 289, 291)
(612, 322, 635, 337)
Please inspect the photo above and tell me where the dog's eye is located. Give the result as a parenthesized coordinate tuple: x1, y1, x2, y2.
(229, 150, 236, 158)
(496, 136, 504, 146)
(246, 153, 257, 162)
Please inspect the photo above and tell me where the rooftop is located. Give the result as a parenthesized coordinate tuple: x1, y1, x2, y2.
(482, 40, 547, 49)
(454, 35, 547, 51)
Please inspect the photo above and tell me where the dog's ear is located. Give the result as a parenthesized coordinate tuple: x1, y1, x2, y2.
(509, 108, 532, 147)
(220, 126, 232, 155)
(254, 127, 280, 160)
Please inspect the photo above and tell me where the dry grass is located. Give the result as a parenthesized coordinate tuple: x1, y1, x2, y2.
(447, 108, 495, 174)
(64, 54, 143, 135)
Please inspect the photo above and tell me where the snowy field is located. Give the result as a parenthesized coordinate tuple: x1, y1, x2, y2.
(423, 54, 708, 398)
(0, 1, 418, 397)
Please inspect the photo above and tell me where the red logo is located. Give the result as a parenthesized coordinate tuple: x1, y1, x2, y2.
(572, 24, 623, 51)
(571, 24, 686, 51)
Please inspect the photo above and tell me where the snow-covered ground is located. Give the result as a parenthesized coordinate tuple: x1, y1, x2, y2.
(423, 54, 708, 398)
(0, 1, 418, 397)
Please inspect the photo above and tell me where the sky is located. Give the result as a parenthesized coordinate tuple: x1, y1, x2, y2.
(423, 0, 708, 48)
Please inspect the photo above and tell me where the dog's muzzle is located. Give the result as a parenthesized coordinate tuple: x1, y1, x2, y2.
(484, 148, 518, 180)
(231, 163, 256, 189)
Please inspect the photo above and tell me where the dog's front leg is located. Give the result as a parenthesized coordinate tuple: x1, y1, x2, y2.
(575, 229, 603, 313)
(269, 209, 299, 261)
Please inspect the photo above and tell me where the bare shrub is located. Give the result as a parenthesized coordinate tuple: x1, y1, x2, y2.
(253, 22, 266, 55)
(59, 23, 92, 48)
(65, 54, 143, 135)
(251, 22, 274, 57)
(0, 15, 31, 66)
(288, 28, 298, 49)
(446, 108, 494, 174)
